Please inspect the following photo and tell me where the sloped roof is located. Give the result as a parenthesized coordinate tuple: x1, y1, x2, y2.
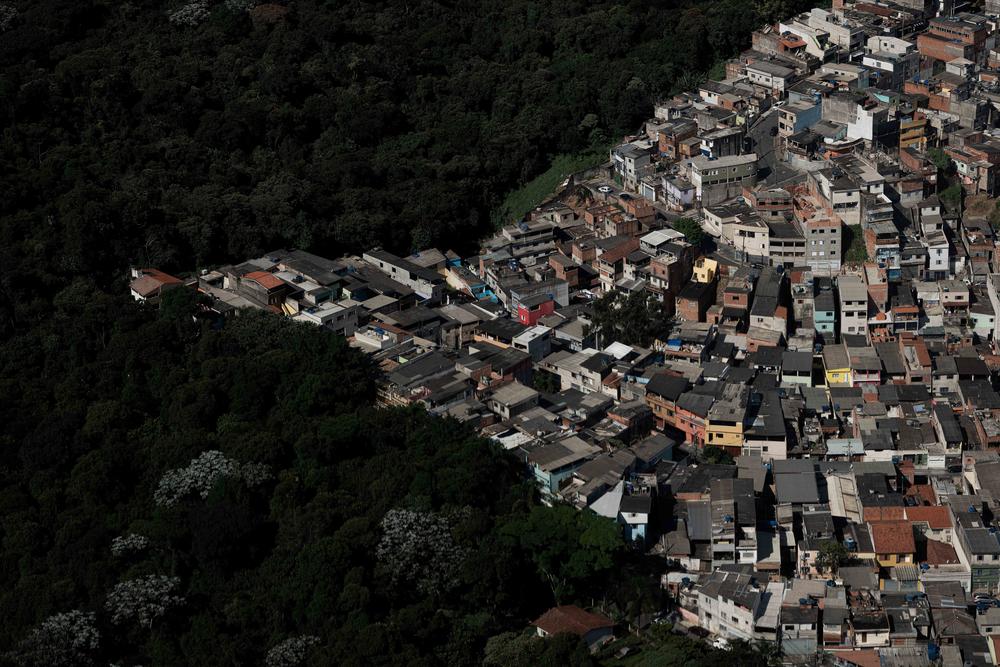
(130, 268, 182, 297)
(863, 506, 905, 522)
(646, 373, 689, 401)
(870, 521, 916, 555)
(925, 539, 959, 566)
(533, 606, 613, 636)
(905, 506, 951, 530)
(245, 270, 284, 290)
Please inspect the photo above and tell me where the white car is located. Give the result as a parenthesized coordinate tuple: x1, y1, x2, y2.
(598, 185, 613, 194)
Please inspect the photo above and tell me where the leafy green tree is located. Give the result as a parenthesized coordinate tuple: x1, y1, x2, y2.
(503, 505, 624, 603)
(533, 370, 561, 394)
(816, 540, 850, 574)
(484, 630, 594, 667)
(940, 184, 963, 210)
(673, 217, 705, 247)
(589, 289, 669, 347)
(702, 445, 734, 465)
(927, 147, 952, 172)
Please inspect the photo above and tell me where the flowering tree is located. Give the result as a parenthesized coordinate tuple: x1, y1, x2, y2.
(168, 0, 209, 26)
(265, 635, 320, 667)
(105, 575, 183, 628)
(242, 461, 272, 488)
(376, 508, 467, 597)
(10, 610, 99, 667)
(111, 533, 150, 558)
(154, 450, 270, 506)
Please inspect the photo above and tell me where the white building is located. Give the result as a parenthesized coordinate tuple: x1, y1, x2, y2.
(838, 274, 868, 339)
(695, 570, 767, 641)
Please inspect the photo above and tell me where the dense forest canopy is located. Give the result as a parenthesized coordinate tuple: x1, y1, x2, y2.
(0, 0, 817, 663)
(0, 293, 579, 664)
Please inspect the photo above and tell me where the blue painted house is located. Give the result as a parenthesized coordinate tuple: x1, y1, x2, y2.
(527, 436, 601, 495)
(619, 494, 652, 545)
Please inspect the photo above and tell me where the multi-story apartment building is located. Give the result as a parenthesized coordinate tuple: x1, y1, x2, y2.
(838, 274, 868, 340)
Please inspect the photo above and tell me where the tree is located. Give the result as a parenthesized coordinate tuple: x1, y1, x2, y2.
(502, 505, 624, 602)
(940, 184, 963, 211)
(589, 289, 669, 347)
(673, 217, 705, 247)
(816, 540, 850, 575)
(483, 630, 594, 667)
(927, 147, 952, 172)
(722, 638, 783, 667)
(265, 636, 320, 667)
(533, 369, 561, 394)
(8, 611, 100, 667)
(104, 575, 184, 629)
(375, 508, 468, 598)
(702, 445, 734, 465)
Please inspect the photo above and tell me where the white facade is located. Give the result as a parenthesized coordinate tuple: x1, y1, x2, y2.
(839, 275, 868, 338)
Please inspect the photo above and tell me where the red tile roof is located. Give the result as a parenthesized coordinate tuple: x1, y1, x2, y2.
(905, 484, 937, 506)
(245, 270, 284, 290)
(130, 269, 183, 297)
(598, 239, 640, 265)
(906, 506, 951, 530)
(866, 506, 950, 530)
(533, 606, 613, 637)
(864, 507, 905, 522)
(924, 539, 960, 566)
(834, 650, 881, 667)
(870, 521, 916, 555)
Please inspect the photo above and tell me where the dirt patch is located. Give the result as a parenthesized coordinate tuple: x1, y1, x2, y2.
(964, 194, 996, 218)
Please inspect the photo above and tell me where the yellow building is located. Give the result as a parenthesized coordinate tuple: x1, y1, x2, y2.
(899, 116, 928, 152)
(693, 257, 718, 284)
(870, 521, 916, 568)
(706, 384, 747, 455)
(823, 345, 851, 387)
